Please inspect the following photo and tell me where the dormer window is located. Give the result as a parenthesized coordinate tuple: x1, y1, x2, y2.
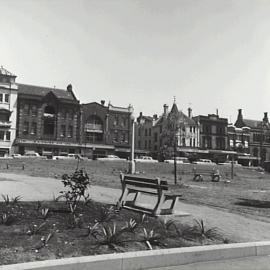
(0, 93, 9, 103)
(5, 94, 9, 103)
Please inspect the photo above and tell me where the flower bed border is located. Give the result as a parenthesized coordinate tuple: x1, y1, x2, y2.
(1, 241, 270, 270)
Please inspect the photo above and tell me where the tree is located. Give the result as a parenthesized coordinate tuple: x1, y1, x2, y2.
(160, 105, 181, 184)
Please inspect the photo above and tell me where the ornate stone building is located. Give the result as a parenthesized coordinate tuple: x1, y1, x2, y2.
(0, 67, 18, 156)
(135, 103, 200, 160)
(15, 83, 81, 155)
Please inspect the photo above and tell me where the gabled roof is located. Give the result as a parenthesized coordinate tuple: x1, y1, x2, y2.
(18, 83, 78, 103)
(0, 66, 16, 77)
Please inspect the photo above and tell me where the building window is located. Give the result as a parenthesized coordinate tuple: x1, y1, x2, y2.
(182, 138, 186, 146)
(145, 140, 147, 149)
(149, 128, 151, 136)
(113, 131, 118, 142)
(24, 104, 29, 115)
(4, 94, 9, 103)
(138, 128, 141, 137)
(31, 105, 37, 117)
(30, 122, 37, 135)
(68, 126, 73, 138)
(23, 121, 29, 135)
(0, 93, 3, 102)
(190, 126, 192, 133)
(0, 130, 4, 140)
(193, 138, 196, 147)
(60, 125, 66, 137)
(138, 140, 141, 148)
(113, 116, 119, 126)
(145, 129, 148, 136)
(190, 138, 192, 146)
(149, 140, 151, 148)
(159, 126, 162, 133)
(154, 132, 158, 142)
(6, 131, 10, 141)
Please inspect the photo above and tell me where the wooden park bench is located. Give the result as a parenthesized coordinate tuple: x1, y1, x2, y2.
(117, 173, 182, 216)
(192, 167, 220, 182)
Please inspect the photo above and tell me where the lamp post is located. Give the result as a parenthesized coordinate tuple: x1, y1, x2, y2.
(129, 105, 135, 174)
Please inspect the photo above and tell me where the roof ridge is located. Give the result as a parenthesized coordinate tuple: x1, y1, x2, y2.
(18, 83, 64, 92)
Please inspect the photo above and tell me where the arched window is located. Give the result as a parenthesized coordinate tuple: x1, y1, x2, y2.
(43, 105, 56, 136)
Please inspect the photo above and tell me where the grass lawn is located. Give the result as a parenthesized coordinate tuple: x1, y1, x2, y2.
(1, 159, 270, 220)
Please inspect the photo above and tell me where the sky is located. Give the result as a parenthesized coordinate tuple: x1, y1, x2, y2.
(1, 0, 270, 122)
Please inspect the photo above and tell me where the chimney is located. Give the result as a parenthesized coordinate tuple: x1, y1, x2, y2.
(139, 112, 143, 117)
(153, 114, 158, 120)
(67, 84, 72, 92)
(163, 104, 169, 116)
(263, 112, 268, 123)
(188, 107, 192, 118)
(101, 100, 105, 106)
(237, 109, 243, 121)
(216, 108, 219, 116)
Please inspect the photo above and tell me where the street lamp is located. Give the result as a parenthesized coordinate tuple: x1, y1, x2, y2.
(129, 105, 135, 174)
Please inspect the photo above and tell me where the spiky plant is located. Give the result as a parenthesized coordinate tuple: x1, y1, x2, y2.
(142, 228, 165, 250)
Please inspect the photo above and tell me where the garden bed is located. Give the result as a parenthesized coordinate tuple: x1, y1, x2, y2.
(0, 198, 228, 266)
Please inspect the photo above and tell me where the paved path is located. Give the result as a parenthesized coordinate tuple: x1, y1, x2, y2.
(1, 172, 270, 243)
(149, 255, 270, 270)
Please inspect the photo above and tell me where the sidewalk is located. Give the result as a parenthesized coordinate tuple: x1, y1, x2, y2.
(148, 255, 270, 270)
(1, 172, 270, 242)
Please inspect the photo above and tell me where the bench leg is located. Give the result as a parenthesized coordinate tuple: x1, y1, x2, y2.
(132, 191, 141, 204)
(153, 193, 165, 216)
(169, 197, 178, 214)
(117, 188, 129, 208)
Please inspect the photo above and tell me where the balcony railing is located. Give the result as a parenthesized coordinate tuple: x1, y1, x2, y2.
(84, 123, 103, 133)
(0, 120, 11, 127)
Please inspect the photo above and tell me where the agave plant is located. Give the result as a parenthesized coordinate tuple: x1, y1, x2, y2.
(142, 228, 165, 250)
(85, 222, 100, 239)
(2, 194, 10, 205)
(121, 218, 138, 234)
(11, 195, 22, 204)
(157, 218, 177, 236)
(40, 208, 50, 220)
(1, 212, 15, 226)
(177, 219, 223, 243)
(99, 223, 124, 250)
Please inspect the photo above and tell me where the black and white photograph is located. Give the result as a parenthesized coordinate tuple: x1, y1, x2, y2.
(0, 0, 270, 269)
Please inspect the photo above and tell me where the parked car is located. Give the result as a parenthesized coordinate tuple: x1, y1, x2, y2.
(52, 153, 82, 160)
(192, 159, 215, 165)
(96, 155, 126, 161)
(134, 156, 158, 163)
(21, 151, 46, 159)
(12, 154, 22, 159)
(164, 157, 189, 164)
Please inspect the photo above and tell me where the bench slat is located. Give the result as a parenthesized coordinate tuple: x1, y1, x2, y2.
(124, 180, 169, 190)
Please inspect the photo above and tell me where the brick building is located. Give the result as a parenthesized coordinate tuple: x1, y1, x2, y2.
(14, 83, 81, 155)
(80, 101, 132, 159)
(235, 109, 270, 166)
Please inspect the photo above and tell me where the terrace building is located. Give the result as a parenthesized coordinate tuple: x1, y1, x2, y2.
(14, 83, 81, 155)
(0, 67, 18, 156)
(235, 109, 270, 166)
(80, 101, 133, 159)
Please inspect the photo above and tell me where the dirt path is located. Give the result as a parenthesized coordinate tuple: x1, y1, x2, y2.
(0, 172, 269, 243)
